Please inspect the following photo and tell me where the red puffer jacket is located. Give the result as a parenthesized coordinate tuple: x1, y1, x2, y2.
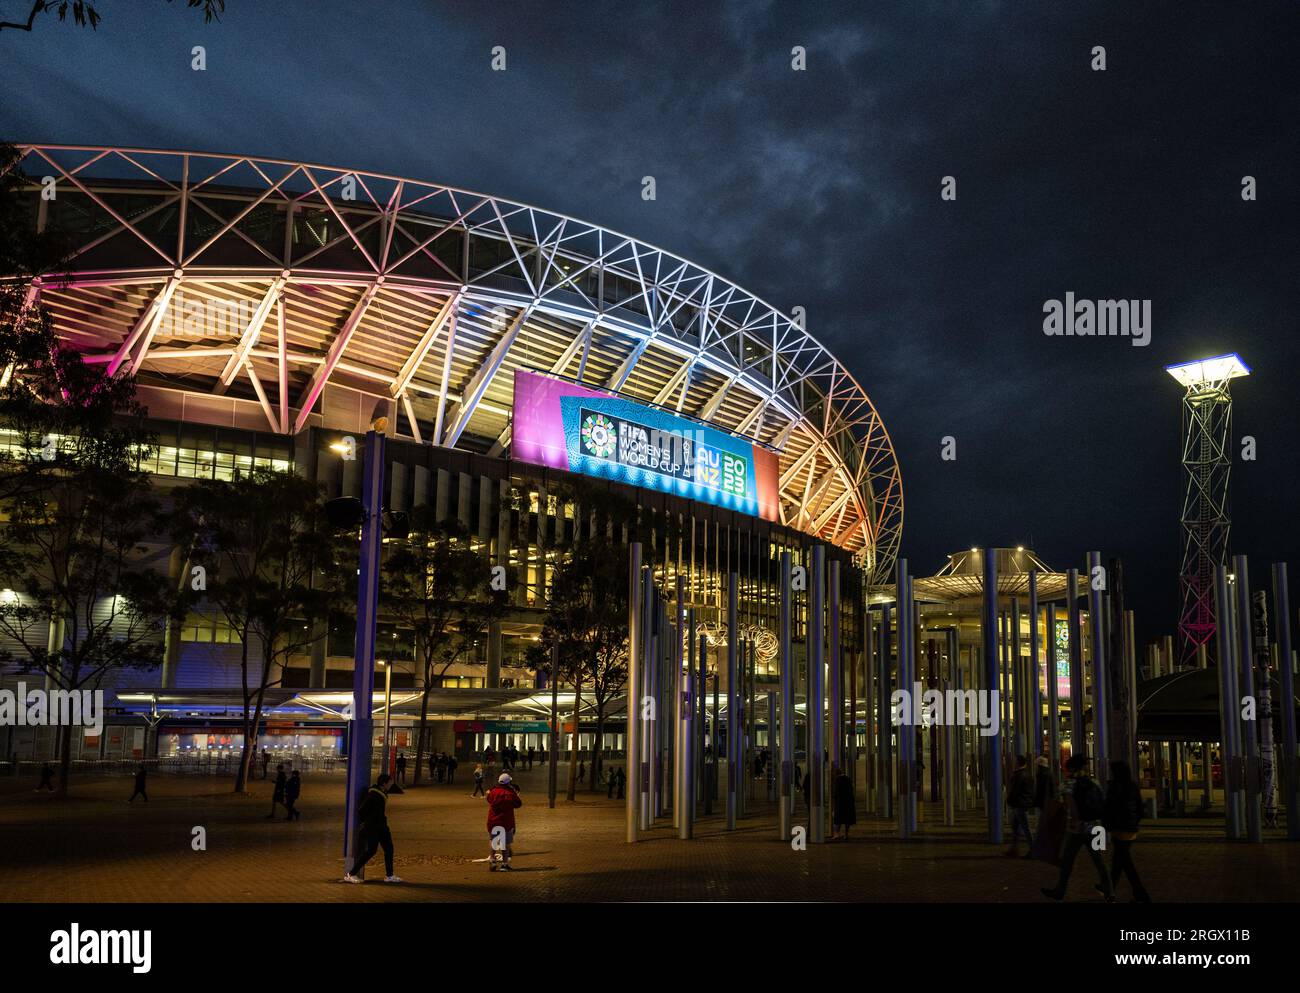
(486, 785, 522, 832)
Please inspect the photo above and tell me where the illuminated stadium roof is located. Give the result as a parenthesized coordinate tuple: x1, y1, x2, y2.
(4, 145, 903, 579)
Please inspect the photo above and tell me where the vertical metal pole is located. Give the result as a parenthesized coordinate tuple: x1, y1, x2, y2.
(677, 627, 693, 841)
(343, 430, 384, 877)
(1233, 555, 1261, 842)
(688, 607, 698, 825)
(1067, 569, 1084, 758)
(779, 550, 794, 841)
(726, 571, 739, 830)
(672, 575, 685, 829)
(1028, 571, 1041, 758)
(830, 560, 842, 776)
(810, 546, 826, 843)
(639, 566, 654, 832)
(864, 613, 875, 805)
(1214, 565, 1240, 838)
(550, 642, 560, 812)
(767, 690, 777, 802)
(1087, 551, 1110, 783)
(697, 630, 706, 813)
(982, 548, 1003, 844)
(879, 604, 893, 818)
(710, 635, 719, 811)
(1010, 598, 1023, 758)
(897, 558, 911, 840)
(380, 661, 393, 777)
(944, 626, 958, 826)
(1273, 563, 1299, 840)
(1046, 602, 1059, 770)
(999, 610, 1009, 765)
(625, 544, 640, 835)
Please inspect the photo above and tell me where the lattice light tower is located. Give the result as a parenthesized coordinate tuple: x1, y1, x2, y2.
(1165, 354, 1250, 667)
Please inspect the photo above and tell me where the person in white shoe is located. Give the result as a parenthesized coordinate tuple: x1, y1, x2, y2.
(342, 774, 403, 883)
(485, 773, 522, 871)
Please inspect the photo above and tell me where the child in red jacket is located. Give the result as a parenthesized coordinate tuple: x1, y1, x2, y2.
(486, 773, 523, 871)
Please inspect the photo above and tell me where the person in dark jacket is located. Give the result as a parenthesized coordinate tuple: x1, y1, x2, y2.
(831, 769, 857, 840)
(343, 774, 401, 883)
(1005, 755, 1035, 856)
(267, 764, 287, 819)
(1041, 754, 1114, 902)
(486, 773, 523, 871)
(615, 766, 626, 799)
(127, 763, 148, 803)
(607, 766, 617, 798)
(446, 754, 458, 784)
(261, 748, 270, 780)
(284, 770, 302, 821)
(36, 762, 56, 792)
(1103, 760, 1150, 902)
(801, 764, 812, 810)
(395, 752, 406, 785)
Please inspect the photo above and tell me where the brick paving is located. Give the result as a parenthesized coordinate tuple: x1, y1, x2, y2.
(1, 765, 1295, 902)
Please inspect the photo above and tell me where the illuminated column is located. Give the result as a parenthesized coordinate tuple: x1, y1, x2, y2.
(982, 548, 1003, 844)
(726, 571, 739, 831)
(1214, 566, 1241, 838)
(879, 603, 893, 819)
(1028, 571, 1042, 757)
(944, 626, 958, 827)
(897, 557, 912, 840)
(1087, 551, 1110, 783)
(639, 565, 654, 832)
(809, 546, 826, 843)
(1233, 555, 1261, 842)
(830, 560, 843, 775)
(1273, 564, 1299, 840)
(779, 550, 794, 841)
(1067, 569, 1085, 756)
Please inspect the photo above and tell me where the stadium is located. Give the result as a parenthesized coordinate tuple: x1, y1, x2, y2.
(1, 145, 902, 765)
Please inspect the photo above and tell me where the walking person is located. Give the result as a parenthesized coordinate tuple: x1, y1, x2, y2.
(831, 768, 857, 840)
(1041, 755, 1114, 902)
(471, 763, 486, 797)
(1005, 754, 1035, 857)
(1033, 755, 1054, 839)
(607, 766, 617, 799)
(446, 754, 458, 784)
(35, 762, 55, 792)
(261, 748, 270, 780)
(267, 764, 287, 819)
(486, 772, 523, 871)
(527, 745, 535, 771)
(436, 752, 447, 784)
(343, 774, 402, 883)
(395, 752, 406, 786)
(127, 763, 148, 803)
(428, 751, 437, 783)
(1103, 760, 1151, 903)
(615, 766, 625, 800)
(577, 760, 586, 785)
(284, 770, 302, 821)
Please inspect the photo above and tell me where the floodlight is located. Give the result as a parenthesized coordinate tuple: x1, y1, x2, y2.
(1164, 353, 1250, 389)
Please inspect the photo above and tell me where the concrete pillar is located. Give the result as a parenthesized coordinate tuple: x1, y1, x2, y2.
(809, 547, 825, 843)
(486, 621, 502, 688)
(413, 464, 429, 509)
(626, 544, 641, 842)
(390, 462, 408, 512)
(983, 548, 1003, 843)
(779, 551, 794, 840)
(435, 468, 450, 522)
(457, 472, 472, 529)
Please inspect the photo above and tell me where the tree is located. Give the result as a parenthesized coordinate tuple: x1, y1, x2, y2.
(0, 348, 178, 796)
(382, 507, 507, 785)
(171, 469, 339, 793)
(0, 0, 224, 33)
(538, 535, 630, 795)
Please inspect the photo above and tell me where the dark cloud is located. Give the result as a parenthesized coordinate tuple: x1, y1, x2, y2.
(1, 0, 1296, 644)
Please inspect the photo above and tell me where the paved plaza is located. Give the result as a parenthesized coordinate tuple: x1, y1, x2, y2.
(2, 763, 1295, 903)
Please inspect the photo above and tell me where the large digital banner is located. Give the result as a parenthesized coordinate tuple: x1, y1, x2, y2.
(512, 369, 780, 521)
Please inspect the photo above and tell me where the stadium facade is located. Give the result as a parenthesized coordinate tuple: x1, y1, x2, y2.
(0, 146, 902, 765)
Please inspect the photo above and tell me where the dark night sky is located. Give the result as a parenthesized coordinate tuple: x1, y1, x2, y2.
(1, 0, 1296, 644)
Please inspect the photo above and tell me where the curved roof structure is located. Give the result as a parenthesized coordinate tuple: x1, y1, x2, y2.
(4, 145, 902, 578)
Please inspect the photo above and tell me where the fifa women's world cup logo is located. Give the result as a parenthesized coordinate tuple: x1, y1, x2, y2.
(580, 412, 618, 460)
